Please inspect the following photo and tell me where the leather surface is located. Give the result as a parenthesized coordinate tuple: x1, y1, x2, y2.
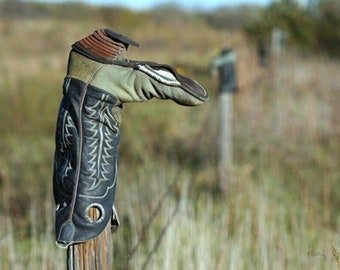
(53, 78, 121, 247)
(53, 31, 208, 247)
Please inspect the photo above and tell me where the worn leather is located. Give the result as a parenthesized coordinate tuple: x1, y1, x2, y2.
(67, 51, 208, 105)
(53, 78, 121, 247)
(53, 38, 208, 247)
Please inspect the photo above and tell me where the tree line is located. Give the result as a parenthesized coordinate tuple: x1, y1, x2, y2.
(1, 0, 339, 57)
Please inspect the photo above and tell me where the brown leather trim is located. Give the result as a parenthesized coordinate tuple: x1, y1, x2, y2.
(76, 29, 127, 61)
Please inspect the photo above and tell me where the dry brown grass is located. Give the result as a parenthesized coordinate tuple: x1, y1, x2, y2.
(0, 4, 339, 269)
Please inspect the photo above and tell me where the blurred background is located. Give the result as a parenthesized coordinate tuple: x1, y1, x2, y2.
(0, 0, 339, 269)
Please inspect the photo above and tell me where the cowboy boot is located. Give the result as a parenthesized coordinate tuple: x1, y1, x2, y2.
(53, 29, 208, 247)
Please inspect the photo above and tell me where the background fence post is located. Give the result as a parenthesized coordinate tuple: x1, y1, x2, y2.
(67, 208, 113, 270)
(211, 49, 238, 194)
(271, 28, 287, 135)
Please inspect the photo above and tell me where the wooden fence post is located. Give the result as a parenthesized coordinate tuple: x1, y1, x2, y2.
(211, 49, 238, 194)
(271, 28, 287, 135)
(219, 91, 233, 193)
(67, 208, 113, 270)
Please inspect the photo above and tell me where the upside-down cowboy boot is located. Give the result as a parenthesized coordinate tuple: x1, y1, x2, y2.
(53, 29, 208, 248)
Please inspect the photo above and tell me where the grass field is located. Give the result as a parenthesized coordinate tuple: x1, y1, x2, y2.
(0, 3, 339, 269)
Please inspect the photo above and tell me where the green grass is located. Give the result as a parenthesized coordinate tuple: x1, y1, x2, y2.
(0, 4, 339, 269)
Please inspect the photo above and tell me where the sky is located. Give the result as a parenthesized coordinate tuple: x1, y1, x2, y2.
(27, 0, 276, 10)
